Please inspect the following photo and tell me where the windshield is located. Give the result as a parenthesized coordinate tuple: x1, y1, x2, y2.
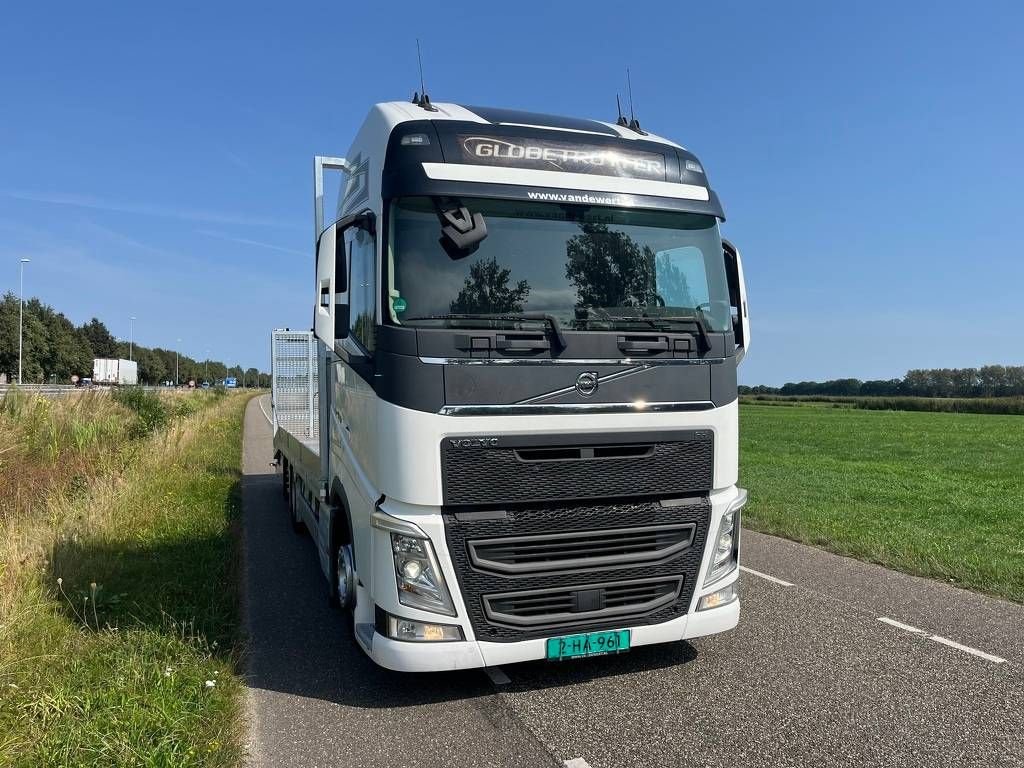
(386, 197, 731, 332)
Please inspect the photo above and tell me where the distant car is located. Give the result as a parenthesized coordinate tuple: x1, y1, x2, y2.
(77, 378, 93, 388)
(201, 381, 211, 389)
(224, 377, 238, 388)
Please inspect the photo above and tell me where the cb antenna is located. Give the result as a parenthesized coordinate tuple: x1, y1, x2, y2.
(615, 94, 628, 127)
(412, 38, 437, 111)
(625, 67, 645, 134)
(626, 68, 635, 123)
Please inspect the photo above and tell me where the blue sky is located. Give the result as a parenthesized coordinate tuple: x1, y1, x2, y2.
(1, 1, 1021, 384)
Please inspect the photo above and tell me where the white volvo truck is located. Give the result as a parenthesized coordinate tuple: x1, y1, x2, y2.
(272, 99, 750, 672)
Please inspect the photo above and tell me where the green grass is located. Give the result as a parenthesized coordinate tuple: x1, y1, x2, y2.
(740, 393, 1024, 415)
(0, 393, 250, 767)
(740, 404, 1024, 602)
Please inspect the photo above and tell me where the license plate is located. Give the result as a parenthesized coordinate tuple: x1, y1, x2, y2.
(546, 629, 630, 660)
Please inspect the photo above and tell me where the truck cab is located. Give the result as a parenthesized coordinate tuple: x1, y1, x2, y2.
(273, 100, 750, 671)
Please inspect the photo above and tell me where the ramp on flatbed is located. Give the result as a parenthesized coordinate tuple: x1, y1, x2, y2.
(270, 329, 321, 478)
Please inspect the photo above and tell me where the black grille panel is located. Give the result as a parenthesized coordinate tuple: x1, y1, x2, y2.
(444, 498, 710, 641)
(484, 577, 683, 629)
(468, 523, 695, 575)
(441, 430, 714, 506)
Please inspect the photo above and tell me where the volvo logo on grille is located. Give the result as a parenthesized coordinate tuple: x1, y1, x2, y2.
(575, 371, 599, 397)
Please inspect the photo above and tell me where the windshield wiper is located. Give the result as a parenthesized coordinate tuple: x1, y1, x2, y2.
(403, 312, 567, 350)
(647, 312, 713, 352)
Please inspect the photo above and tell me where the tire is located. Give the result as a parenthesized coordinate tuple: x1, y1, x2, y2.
(288, 469, 304, 534)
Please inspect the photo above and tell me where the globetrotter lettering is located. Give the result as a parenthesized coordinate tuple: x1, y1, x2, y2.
(459, 136, 665, 179)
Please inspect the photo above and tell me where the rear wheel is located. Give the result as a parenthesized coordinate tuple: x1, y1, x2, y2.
(288, 469, 304, 533)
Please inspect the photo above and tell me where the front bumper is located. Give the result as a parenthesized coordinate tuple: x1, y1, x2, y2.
(359, 579, 740, 672)
(363, 486, 745, 672)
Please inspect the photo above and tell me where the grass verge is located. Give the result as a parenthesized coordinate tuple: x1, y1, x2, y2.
(740, 404, 1024, 602)
(0, 390, 250, 767)
(740, 393, 1024, 415)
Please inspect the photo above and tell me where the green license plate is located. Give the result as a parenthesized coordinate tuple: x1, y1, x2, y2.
(546, 630, 631, 660)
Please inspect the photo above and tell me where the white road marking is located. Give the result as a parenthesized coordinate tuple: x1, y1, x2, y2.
(928, 634, 1007, 664)
(877, 617, 1007, 664)
(484, 666, 511, 686)
(564, 759, 592, 768)
(739, 565, 794, 587)
(258, 395, 272, 425)
(878, 617, 925, 634)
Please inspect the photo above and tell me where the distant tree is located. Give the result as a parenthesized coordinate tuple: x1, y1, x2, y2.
(80, 317, 118, 358)
(136, 348, 167, 384)
(0, 293, 47, 382)
(33, 301, 93, 381)
(450, 256, 530, 314)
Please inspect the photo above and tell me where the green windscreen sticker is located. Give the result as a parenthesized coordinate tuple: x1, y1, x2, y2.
(392, 296, 408, 314)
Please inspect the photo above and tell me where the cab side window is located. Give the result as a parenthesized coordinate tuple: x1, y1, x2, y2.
(347, 227, 376, 354)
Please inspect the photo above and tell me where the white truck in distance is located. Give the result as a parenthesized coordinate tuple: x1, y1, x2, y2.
(92, 358, 138, 386)
(272, 99, 750, 672)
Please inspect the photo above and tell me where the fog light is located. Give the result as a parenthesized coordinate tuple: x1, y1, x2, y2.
(386, 614, 464, 642)
(698, 582, 738, 611)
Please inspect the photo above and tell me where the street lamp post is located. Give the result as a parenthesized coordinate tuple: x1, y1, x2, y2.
(129, 316, 136, 361)
(18, 258, 30, 385)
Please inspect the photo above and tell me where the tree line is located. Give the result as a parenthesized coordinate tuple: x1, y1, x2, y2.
(0, 292, 270, 386)
(740, 366, 1024, 398)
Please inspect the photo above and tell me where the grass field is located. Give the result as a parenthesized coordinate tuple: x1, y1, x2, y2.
(740, 404, 1024, 603)
(739, 393, 1024, 415)
(0, 389, 250, 767)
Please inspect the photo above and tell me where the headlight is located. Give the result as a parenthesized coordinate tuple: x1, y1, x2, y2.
(391, 532, 456, 616)
(704, 489, 746, 585)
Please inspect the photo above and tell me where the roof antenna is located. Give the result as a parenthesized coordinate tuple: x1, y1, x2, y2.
(412, 38, 437, 112)
(615, 94, 629, 127)
(625, 67, 646, 134)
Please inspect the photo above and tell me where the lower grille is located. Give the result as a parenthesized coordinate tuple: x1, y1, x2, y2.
(484, 576, 683, 629)
(444, 497, 710, 642)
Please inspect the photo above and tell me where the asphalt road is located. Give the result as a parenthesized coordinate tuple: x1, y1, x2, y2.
(242, 396, 1024, 768)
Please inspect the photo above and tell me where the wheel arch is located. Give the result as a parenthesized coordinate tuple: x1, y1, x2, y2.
(329, 477, 355, 564)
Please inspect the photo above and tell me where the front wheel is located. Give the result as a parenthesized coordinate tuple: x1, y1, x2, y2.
(330, 543, 356, 611)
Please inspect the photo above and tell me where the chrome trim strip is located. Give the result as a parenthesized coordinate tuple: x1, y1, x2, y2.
(418, 356, 726, 366)
(515, 366, 644, 405)
(438, 401, 716, 416)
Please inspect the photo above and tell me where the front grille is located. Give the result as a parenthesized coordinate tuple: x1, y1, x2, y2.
(441, 430, 714, 506)
(444, 497, 710, 641)
(484, 576, 683, 628)
(468, 523, 696, 575)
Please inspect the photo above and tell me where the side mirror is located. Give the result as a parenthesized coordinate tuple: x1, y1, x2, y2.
(313, 209, 375, 349)
(314, 223, 350, 347)
(722, 239, 750, 363)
